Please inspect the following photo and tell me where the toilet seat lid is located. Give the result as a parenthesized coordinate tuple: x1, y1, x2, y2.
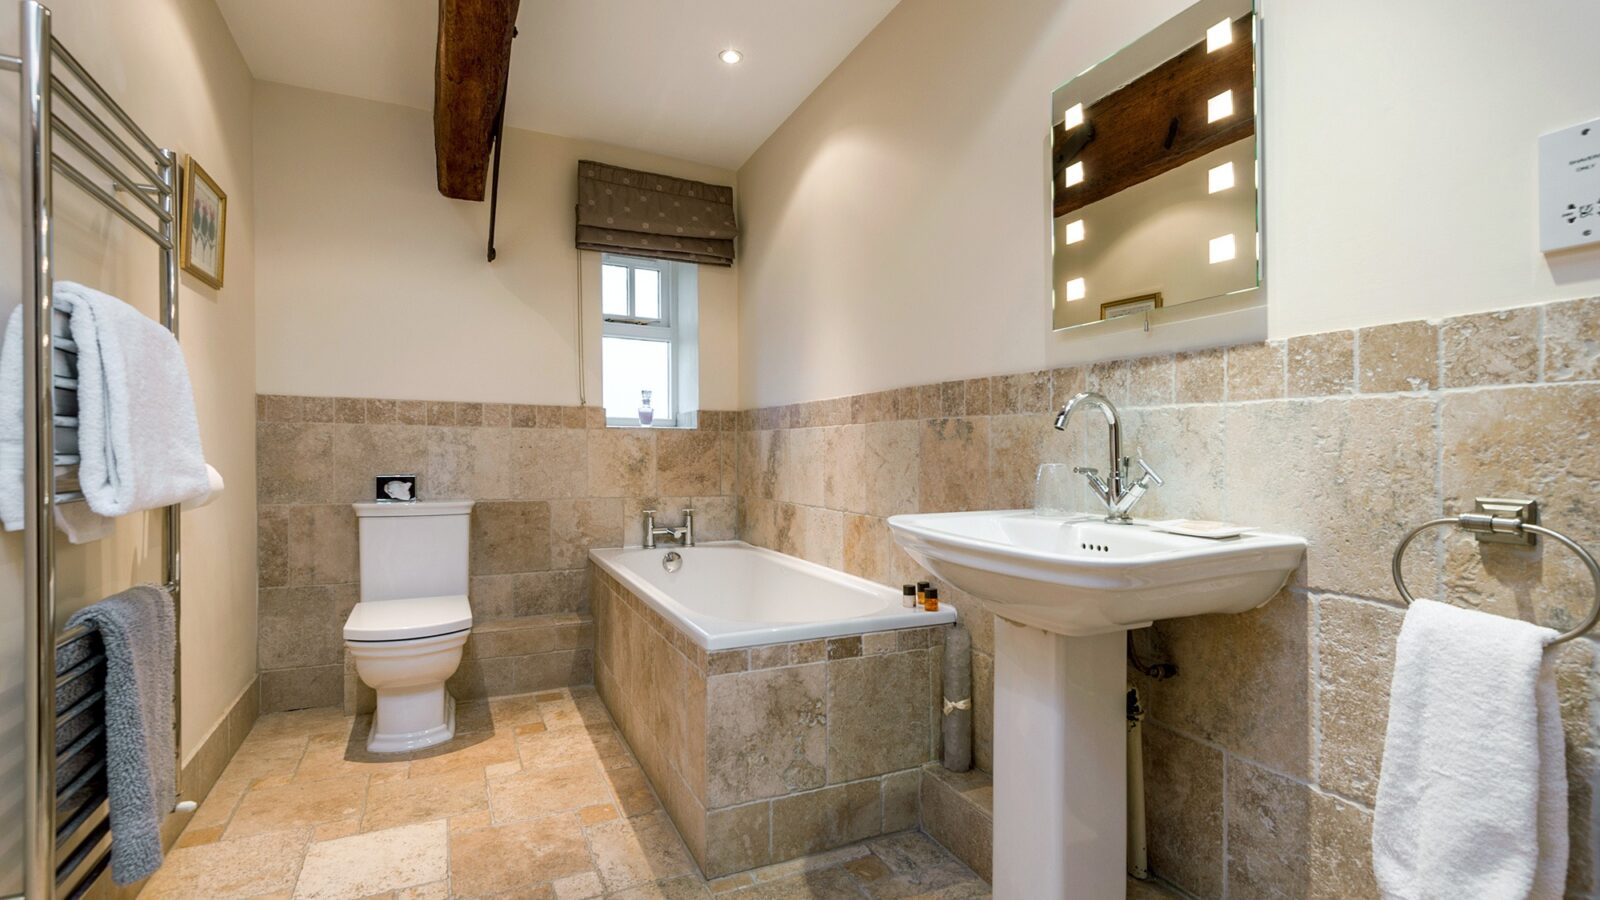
(344, 595, 472, 642)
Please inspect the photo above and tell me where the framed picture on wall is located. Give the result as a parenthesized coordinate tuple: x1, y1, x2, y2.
(180, 156, 227, 289)
(1100, 292, 1163, 321)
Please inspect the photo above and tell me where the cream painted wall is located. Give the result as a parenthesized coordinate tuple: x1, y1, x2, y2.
(736, 0, 1600, 407)
(253, 82, 740, 411)
(0, 0, 258, 886)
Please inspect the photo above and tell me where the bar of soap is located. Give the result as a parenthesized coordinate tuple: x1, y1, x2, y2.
(1148, 519, 1256, 539)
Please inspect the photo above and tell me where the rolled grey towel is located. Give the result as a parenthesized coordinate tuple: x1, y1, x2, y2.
(942, 625, 973, 772)
(66, 584, 175, 885)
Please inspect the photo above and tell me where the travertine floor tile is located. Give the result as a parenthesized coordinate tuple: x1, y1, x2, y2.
(140, 830, 308, 898)
(490, 762, 614, 823)
(448, 814, 592, 896)
(224, 774, 367, 839)
(587, 811, 697, 892)
(363, 767, 488, 832)
(168, 691, 992, 899)
(293, 820, 448, 899)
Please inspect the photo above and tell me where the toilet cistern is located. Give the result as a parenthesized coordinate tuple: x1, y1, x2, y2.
(1054, 391, 1162, 523)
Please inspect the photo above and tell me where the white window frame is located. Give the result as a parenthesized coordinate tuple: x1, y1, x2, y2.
(601, 253, 680, 426)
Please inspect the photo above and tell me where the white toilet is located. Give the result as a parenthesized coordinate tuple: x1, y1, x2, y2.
(344, 499, 475, 753)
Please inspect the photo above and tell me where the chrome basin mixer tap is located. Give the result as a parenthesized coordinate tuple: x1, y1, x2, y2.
(1052, 391, 1163, 523)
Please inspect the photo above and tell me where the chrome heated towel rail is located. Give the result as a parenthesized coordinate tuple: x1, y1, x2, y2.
(4, 2, 185, 897)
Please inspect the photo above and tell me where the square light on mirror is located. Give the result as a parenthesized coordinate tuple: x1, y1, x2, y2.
(1206, 18, 1232, 52)
(1063, 103, 1084, 129)
(1065, 220, 1086, 244)
(1065, 277, 1087, 301)
(1064, 161, 1085, 187)
(1209, 234, 1236, 264)
(1207, 90, 1234, 123)
(1208, 162, 1235, 193)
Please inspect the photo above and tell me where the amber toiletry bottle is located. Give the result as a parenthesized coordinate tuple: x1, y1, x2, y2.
(916, 581, 931, 607)
(923, 588, 939, 612)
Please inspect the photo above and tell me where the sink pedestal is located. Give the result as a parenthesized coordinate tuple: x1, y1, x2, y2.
(993, 619, 1126, 899)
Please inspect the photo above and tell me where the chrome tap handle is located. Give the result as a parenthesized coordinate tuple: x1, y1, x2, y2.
(1136, 455, 1164, 486)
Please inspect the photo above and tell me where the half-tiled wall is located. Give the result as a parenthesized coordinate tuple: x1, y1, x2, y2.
(255, 396, 739, 713)
(735, 296, 1600, 897)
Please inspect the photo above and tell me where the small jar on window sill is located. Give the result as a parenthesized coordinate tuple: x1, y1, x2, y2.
(637, 390, 655, 427)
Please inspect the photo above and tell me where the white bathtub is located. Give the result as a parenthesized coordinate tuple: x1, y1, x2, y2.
(588, 541, 956, 650)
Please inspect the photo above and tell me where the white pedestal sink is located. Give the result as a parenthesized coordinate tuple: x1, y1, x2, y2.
(889, 511, 1305, 898)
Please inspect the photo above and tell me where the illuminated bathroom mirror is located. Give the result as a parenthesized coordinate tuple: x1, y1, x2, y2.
(1051, 0, 1260, 332)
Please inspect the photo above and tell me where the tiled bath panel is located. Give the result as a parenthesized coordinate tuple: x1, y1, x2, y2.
(255, 398, 740, 713)
(590, 565, 943, 879)
(150, 688, 997, 899)
(736, 295, 1600, 897)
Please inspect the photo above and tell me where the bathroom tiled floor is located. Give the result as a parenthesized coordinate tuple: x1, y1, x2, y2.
(144, 687, 999, 899)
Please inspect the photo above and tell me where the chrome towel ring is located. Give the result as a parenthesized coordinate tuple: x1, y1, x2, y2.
(1392, 509, 1600, 647)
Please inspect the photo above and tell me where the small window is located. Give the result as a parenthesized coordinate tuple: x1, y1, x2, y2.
(601, 254, 689, 425)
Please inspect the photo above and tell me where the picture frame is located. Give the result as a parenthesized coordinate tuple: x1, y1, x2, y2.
(1100, 292, 1163, 321)
(180, 155, 227, 289)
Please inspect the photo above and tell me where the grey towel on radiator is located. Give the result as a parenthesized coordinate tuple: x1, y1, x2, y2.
(65, 584, 176, 885)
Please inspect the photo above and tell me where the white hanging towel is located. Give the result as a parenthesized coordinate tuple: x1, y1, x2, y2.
(1372, 598, 1568, 899)
(0, 283, 210, 537)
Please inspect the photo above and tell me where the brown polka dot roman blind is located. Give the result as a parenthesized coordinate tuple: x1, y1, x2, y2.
(575, 160, 737, 266)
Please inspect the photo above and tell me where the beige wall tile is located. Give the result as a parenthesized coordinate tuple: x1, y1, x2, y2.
(963, 378, 993, 416)
(883, 770, 920, 833)
(918, 768, 993, 881)
(1175, 348, 1226, 404)
(1545, 296, 1600, 382)
(1226, 342, 1286, 401)
(588, 429, 658, 497)
(918, 418, 991, 513)
(512, 570, 590, 616)
(335, 424, 428, 503)
(1316, 595, 1403, 806)
(1288, 331, 1356, 397)
(257, 422, 339, 504)
(827, 651, 931, 782)
(1143, 592, 1312, 778)
(550, 498, 624, 568)
(774, 428, 826, 506)
(987, 415, 1052, 510)
(1358, 320, 1437, 392)
(1087, 360, 1132, 406)
(1121, 406, 1224, 522)
(287, 504, 358, 586)
(1142, 723, 1223, 898)
(257, 506, 289, 588)
(259, 584, 352, 671)
(1051, 366, 1086, 408)
(258, 394, 302, 422)
(513, 429, 588, 499)
(706, 664, 827, 807)
(703, 803, 773, 877)
(1440, 307, 1541, 387)
(1441, 384, 1600, 629)
(1224, 397, 1437, 599)
(469, 575, 517, 620)
(260, 664, 343, 712)
(1225, 760, 1379, 899)
(769, 780, 882, 860)
(658, 430, 723, 496)
(992, 370, 1051, 415)
(471, 501, 553, 575)
(1128, 355, 1175, 406)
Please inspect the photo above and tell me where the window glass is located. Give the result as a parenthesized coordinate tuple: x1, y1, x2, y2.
(601, 264, 629, 316)
(634, 268, 661, 320)
(602, 336, 672, 419)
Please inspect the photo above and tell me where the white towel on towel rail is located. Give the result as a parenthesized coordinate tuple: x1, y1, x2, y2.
(1372, 598, 1568, 899)
(0, 283, 210, 537)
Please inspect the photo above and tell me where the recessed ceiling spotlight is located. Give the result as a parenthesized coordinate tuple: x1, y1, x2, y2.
(719, 49, 743, 65)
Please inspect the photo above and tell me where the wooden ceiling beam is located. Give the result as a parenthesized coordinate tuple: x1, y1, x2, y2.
(434, 0, 521, 201)
(1053, 15, 1254, 218)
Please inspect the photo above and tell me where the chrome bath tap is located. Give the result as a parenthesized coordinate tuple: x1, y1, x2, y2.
(643, 508, 695, 549)
(1052, 391, 1163, 523)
